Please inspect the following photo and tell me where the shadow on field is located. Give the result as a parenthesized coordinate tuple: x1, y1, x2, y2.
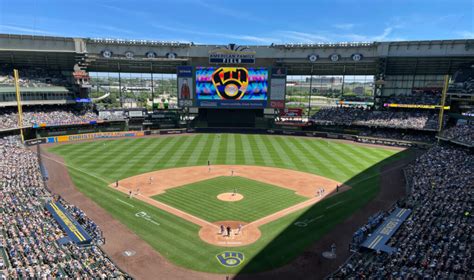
(233, 148, 418, 280)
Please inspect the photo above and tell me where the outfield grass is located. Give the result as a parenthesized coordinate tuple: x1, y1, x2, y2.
(48, 134, 406, 274)
(153, 176, 308, 222)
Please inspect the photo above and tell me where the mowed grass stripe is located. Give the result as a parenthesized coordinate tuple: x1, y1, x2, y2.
(273, 136, 311, 171)
(237, 134, 254, 165)
(226, 133, 237, 164)
(307, 140, 353, 180)
(216, 134, 228, 164)
(247, 135, 267, 165)
(166, 135, 201, 167)
(297, 139, 350, 180)
(145, 136, 188, 170)
(159, 136, 193, 168)
(99, 139, 154, 176)
(195, 134, 213, 165)
(207, 134, 222, 164)
(77, 138, 141, 162)
(123, 138, 171, 175)
(286, 137, 333, 176)
(139, 137, 177, 170)
(55, 140, 109, 160)
(185, 134, 210, 166)
(261, 135, 294, 168)
(252, 135, 276, 166)
(326, 142, 368, 173)
(88, 138, 149, 170)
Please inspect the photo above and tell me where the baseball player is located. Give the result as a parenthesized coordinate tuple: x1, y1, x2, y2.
(149, 176, 153, 185)
(237, 224, 242, 235)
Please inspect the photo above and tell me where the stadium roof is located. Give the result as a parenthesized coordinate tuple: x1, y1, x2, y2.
(0, 33, 473, 75)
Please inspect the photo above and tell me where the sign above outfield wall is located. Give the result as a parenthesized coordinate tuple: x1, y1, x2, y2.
(209, 44, 256, 64)
(196, 66, 268, 108)
(270, 67, 287, 109)
(177, 66, 194, 107)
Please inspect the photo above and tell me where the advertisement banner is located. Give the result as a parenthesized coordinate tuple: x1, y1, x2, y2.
(47, 131, 145, 143)
(384, 103, 450, 109)
(270, 78, 286, 101)
(24, 138, 47, 146)
(270, 100, 285, 109)
(337, 100, 374, 106)
(177, 66, 194, 107)
(279, 108, 303, 117)
(196, 67, 268, 108)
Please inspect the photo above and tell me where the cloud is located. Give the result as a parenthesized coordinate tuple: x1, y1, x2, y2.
(192, 0, 266, 24)
(457, 31, 474, 38)
(152, 23, 277, 44)
(277, 31, 330, 43)
(333, 23, 355, 30)
(342, 27, 401, 42)
(0, 24, 55, 35)
(93, 25, 134, 35)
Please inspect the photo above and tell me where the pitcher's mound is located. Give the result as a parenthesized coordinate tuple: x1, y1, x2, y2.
(217, 193, 243, 202)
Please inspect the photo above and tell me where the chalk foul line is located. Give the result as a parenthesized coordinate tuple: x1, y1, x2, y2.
(116, 198, 135, 208)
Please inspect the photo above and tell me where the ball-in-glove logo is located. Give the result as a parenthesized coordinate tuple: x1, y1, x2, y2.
(216, 251, 245, 267)
(211, 67, 249, 100)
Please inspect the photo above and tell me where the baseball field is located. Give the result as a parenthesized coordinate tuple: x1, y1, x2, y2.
(46, 133, 406, 274)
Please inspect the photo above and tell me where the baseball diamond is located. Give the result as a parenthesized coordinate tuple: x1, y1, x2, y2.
(1, 8, 472, 279)
(44, 134, 406, 274)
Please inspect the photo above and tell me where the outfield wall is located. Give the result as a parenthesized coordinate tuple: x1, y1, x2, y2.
(45, 131, 145, 143)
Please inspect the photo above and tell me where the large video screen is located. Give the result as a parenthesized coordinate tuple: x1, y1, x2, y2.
(196, 67, 268, 108)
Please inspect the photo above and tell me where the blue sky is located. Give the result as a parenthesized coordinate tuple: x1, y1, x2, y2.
(0, 0, 472, 44)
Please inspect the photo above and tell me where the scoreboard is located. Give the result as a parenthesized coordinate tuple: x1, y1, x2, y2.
(177, 66, 286, 109)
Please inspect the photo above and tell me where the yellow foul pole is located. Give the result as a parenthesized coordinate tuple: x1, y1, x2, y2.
(438, 74, 449, 133)
(13, 69, 25, 143)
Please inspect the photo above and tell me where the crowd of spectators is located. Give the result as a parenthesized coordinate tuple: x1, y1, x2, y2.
(0, 107, 99, 130)
(0, 68, 68, 88)
(383, 90, 441, 105)
(450, 68, 473, 95)
(311, 107, 441, 130)
(0, 136, 127, 278)
(358, 129, 435, 143)
(439, 122, 474, 146)
(98, 110, 126, 121)
(331, 144, 473, 279)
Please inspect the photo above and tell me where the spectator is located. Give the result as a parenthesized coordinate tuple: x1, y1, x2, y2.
(0, 136, 127, 278)
(330, 144, 473, 279)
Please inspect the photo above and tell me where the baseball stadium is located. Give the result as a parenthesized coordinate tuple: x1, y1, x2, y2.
(0, 2, 473, 279)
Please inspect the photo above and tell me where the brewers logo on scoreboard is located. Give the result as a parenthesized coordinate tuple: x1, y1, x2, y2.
(211, 67, 249, 100)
